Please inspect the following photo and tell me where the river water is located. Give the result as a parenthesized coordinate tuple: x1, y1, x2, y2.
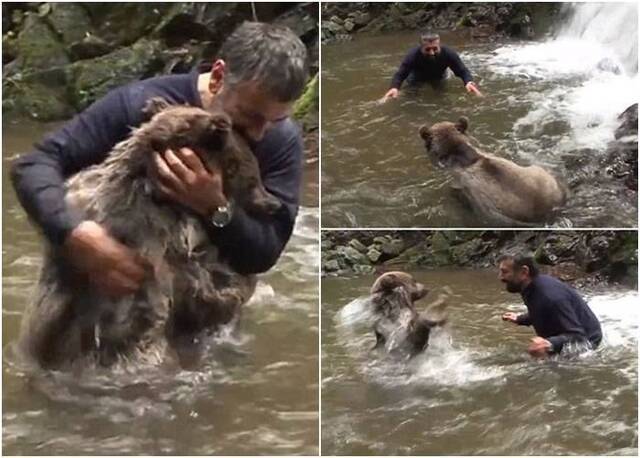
(2, 119, 319, 455)
(321, 3, 638, 228)
(321, 269, 638, 455)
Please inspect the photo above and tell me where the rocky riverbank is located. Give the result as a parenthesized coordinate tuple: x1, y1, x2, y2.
(322, 230, 638, 288)
(321, 2, 564, 43)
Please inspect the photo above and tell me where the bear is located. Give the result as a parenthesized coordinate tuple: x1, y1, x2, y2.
(18, 97, 280, 370)
(368, 271, 449, 358)
(418, 117, 567, 226)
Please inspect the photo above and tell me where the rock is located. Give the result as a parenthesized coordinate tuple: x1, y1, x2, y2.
(321, 239, 333, 251)
(380, 239, 405, 258)
(2, 31, 19, 64)
(293, 73, 319, 132)
(348, 238, 367, 254)
(614, 103, 638, 140)
(15, 12, 70, 71)
(534, 233, 580, 265)
(367, 248, 382, 263)
(325, 20, 345, 35)
(547, 262, 582, 282)
(343, 19, 355, 32)
(70, 38, 163, 111)
(338, 245, 370, 267)
(88, 3, 171, 47)
(45, 3, 93, 47)
(430, 232, 452, 265)
(2, 80, 75, 121)
(353, 264, 374, 275)
(324, 259, 340, 272)
(351, 11, 370, 26)
(373, 236, 391, 245)
(603, 104, 638, 191)
(69, 34, 114, 60)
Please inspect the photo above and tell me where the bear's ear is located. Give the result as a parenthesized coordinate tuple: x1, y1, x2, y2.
(371, 273, 398, 294)
(142, 97, 171, 120)
(210, 112, 232, 132)
(455, 116, 469, 134)
(419, 125, 432, 142)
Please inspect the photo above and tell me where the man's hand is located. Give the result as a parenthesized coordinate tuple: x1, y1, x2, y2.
(380, 88, 399, 103)
(465, 81, 483, 97)
(151, 147, 227, 217)
(528, 337, 552, 358)
(502, 312, 519, 324)
(64, 221, 147, 298)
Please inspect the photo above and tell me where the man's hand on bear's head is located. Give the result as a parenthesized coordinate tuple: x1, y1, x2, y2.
(151, 147, 227, 217)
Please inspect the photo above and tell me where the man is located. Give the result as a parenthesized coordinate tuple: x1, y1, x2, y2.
(11, 21, 308, 298)
(381, 31, 482, 102)
(498, 254, 603, 358)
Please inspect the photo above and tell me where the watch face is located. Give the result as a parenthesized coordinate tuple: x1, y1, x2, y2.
(211, 205, 232, 227)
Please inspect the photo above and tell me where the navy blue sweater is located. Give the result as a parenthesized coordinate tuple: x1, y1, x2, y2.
(10, 70, 303, 275)
(516, 275, 603, 353)
(390, 45, 473, 89)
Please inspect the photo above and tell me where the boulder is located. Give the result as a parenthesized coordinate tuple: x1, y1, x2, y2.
(70, 38, 164, 111)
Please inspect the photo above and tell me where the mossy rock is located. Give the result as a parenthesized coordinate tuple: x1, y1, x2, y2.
(293, 73, 318, 126)
(16, 12, 70, 71)
(45, 3, 93, 47)
(70, 38, 164, 111)
(3, 79, 75, 121)
(83, 3, 171, 47)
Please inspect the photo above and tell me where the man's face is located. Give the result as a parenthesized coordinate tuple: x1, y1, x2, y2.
(421, 39, 441, 58)
(220, 80, 291, 142)
(498, 259, 527, 293)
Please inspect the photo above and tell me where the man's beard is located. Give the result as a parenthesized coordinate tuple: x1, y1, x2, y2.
(504, 280, 522, 293)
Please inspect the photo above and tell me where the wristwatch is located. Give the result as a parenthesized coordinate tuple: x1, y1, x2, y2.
(209, 200, 234, 228)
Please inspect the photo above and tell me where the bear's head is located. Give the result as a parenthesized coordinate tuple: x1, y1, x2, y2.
(370, 271, 429, 304)
(138, 97, 282, 216)
(418, 117, 480, 168)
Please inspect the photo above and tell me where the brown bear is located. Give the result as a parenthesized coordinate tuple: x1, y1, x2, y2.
(368, 271, 449, 358)
(418, 117, 567, 226)
(18, 97, 279, 370)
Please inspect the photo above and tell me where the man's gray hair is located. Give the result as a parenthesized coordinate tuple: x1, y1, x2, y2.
(219, 21, 309, 102)
(420, 31, 440, 42)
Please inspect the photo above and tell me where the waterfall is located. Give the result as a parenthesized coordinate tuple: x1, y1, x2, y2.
(483, 2, 638, 151)
(558, 2, 638, 74)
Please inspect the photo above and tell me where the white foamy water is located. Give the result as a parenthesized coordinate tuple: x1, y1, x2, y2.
(484, 2, 638, 152)
(588, 292, 639, 348)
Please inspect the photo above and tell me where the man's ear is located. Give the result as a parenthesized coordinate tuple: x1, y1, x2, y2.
(142, 97, 171, 120)
(209, 59, 226, 95)
(455, 116, 469, 134)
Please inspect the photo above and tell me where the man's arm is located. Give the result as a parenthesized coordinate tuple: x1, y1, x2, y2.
(11, 85, 150, 296)
(10, 89, 134, 245)
(390, 48, 418, 90)
(445, 47, 473, 86)
(515, 313, 531, 326)
(545, 300, 589, 353)
(207, 121, 304, 274)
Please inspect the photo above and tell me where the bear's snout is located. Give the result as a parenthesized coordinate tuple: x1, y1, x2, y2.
(411, 282, 429, 302)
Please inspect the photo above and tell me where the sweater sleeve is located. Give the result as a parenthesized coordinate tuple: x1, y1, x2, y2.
(10, 88, 135, 245)
(516, 312, 532, 326)
(446, 48, 473, 85)
(205, 120, 303, 274)
(390, 48, 417, 89)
